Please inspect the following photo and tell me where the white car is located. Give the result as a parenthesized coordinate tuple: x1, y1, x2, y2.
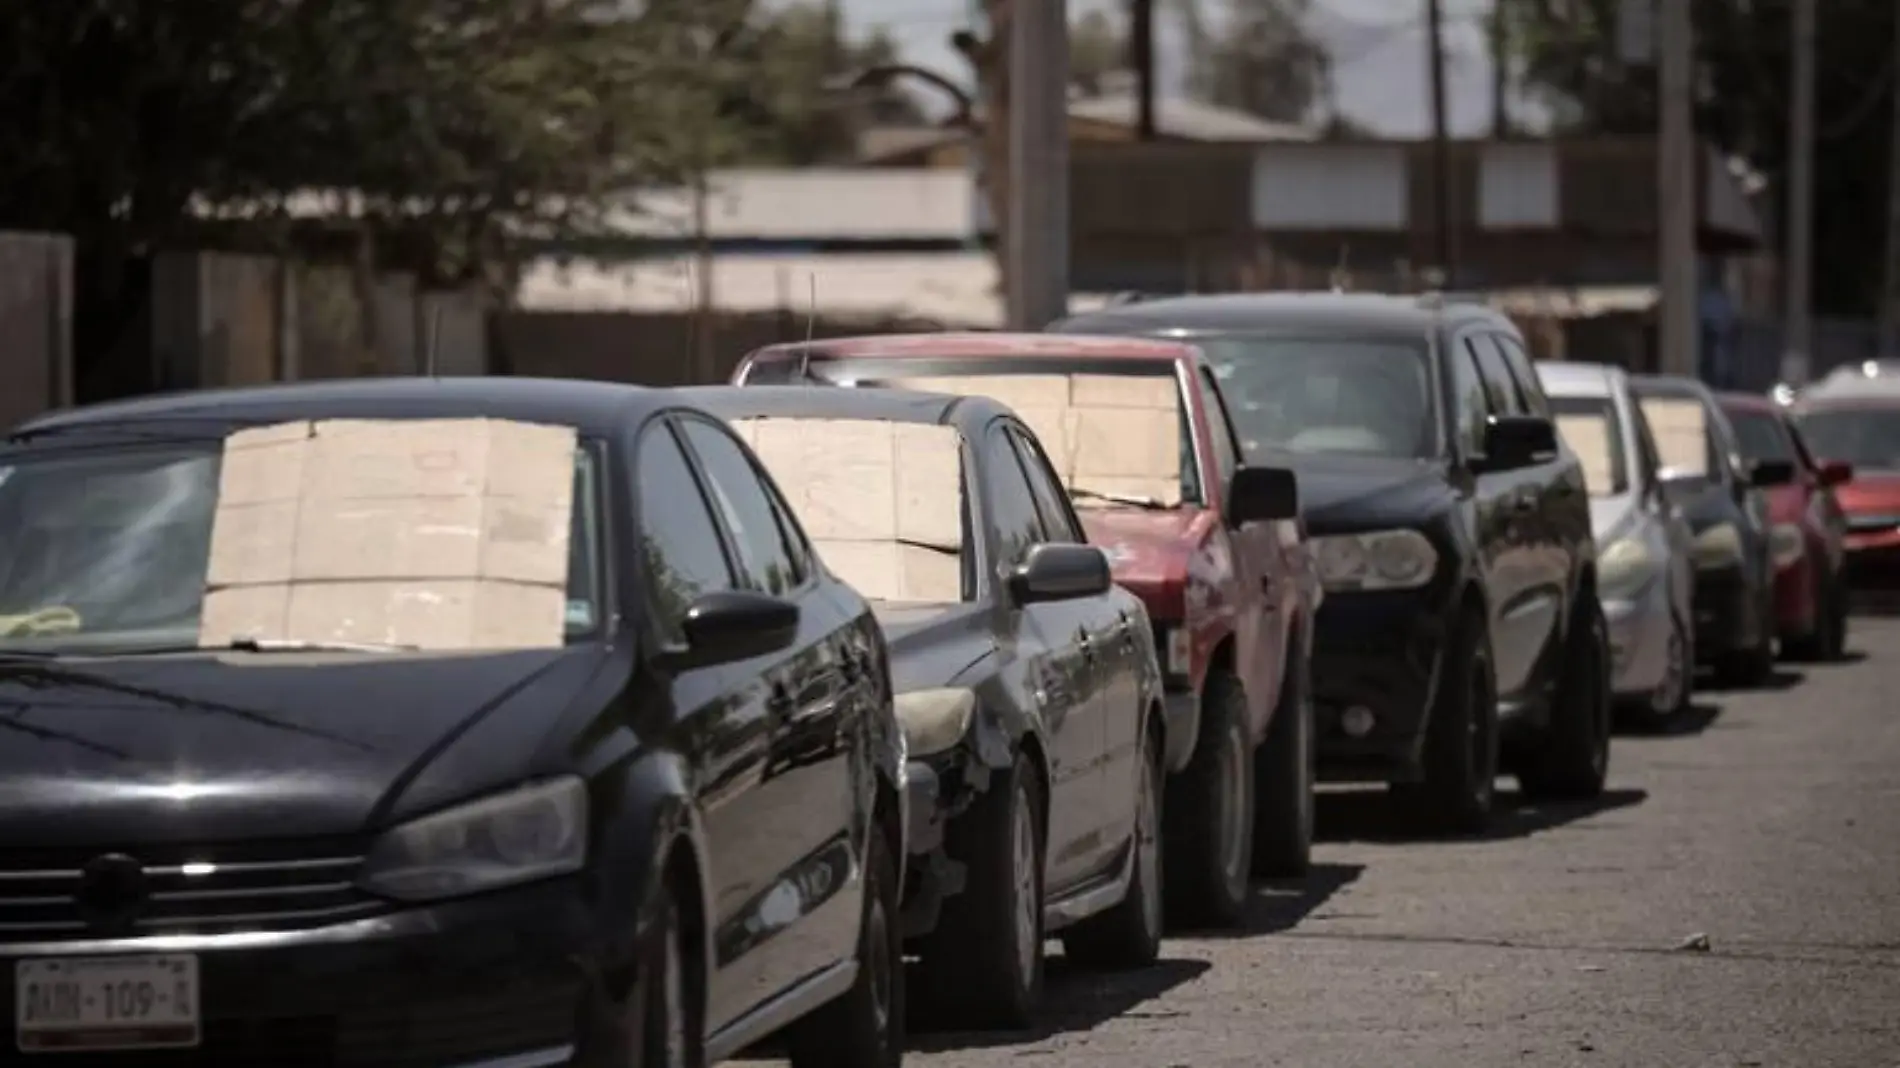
(1538, 362, 1698, 725)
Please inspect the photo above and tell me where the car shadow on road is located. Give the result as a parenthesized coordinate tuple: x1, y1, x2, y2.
(1617, 701, 1724, 737)
(902, 956, 1212, 1050)
(1313, 786, 1648, 844)
(1694, 667, 1804, 694)
(1173, 860, 1365, 939)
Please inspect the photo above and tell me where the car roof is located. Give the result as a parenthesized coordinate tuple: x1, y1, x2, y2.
(10, 376, 661, 441)
(1534, 361, 1622, 398)
(750, 331, 1193, 363)
(1715, 391, 1781, 414)
(1629, 373, 1711, 400)
(1050, 290, 1512, 338)
(679, 384, 1009, 432)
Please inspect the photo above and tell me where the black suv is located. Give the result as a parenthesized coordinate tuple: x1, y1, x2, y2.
(1054, 293, 1611, 833)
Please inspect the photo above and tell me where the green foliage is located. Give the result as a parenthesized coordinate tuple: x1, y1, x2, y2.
(1176, 0, 1331, 123)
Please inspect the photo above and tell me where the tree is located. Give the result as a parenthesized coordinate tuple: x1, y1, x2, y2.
(1175, 0, 1332, 124)
(1506, 0, 1898, 316)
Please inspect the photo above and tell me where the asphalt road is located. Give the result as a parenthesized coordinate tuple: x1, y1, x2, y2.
(746, 617, 1900, 1068)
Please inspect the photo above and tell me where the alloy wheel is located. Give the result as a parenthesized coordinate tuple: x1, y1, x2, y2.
(1010, 786, 1039, 987)
(1217, 722, 1250, 899)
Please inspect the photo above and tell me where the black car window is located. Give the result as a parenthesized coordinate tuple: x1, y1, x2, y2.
(1469, 336, 1525, 416)
(1007, 425, 1084, 544)
(1727, 408, 1797, 465)
(1794, 406, 1900, 469)
(1449, 337, 1491, 455)
(678, 417, 802, 596)
(1194, 365, 1243, 485)
(1195, 335, 1436, 459)
(1493, 334, 1551, 418)
(983, 424, 1047, 569)
(635, 422, 736, 639)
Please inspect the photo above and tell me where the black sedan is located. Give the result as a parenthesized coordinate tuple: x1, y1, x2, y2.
(1629, 374, 1794, 686)
(0, 378, 907, 1068)
(686, 386, 1171, 1030)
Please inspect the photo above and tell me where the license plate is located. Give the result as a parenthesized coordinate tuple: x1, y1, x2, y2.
(14, 955, 200, 1052)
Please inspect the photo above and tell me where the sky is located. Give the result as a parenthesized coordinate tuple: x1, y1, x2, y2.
(832, 0, 1549, 137)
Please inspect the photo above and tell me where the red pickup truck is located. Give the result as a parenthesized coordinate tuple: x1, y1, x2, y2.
(734, 333, 1317, 927)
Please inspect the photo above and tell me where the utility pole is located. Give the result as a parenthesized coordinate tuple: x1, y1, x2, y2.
(692, 138, 716, 384)
(1781, 0, 1818, 385)
(1880, 3, 1900, 359)
(1006, 0, 1070, 329)
(1426, 0, 1454, 286)
(1131, 0, 1156, 140)
(1657, 0, 1699, 378)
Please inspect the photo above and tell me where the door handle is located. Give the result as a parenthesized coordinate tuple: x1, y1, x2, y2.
(1078, 631, 1096, 662)
(768, 680, 795, 714)
(1116, 612, 1137, 648)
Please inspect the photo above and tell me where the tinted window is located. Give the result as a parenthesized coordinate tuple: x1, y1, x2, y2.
(983, 426, 1046, 569)
(1449, 339, 1490, 455)
(1197, 335, 1436, 459)
(1550, 395, 1629, 497)
(1008, 427, 1084, 543)
(679, 419, 800, 596)
(1493, 334, 1551, 417)
(1195, 367, 1243, 483)
(1794, 406, 1900, 471)
(636, 424, 736, 637)
(1470, 337, 1524, 416)
(1727, 408, 1796, 465)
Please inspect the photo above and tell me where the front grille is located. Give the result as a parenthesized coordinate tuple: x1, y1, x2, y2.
(0, 839, 384, 938)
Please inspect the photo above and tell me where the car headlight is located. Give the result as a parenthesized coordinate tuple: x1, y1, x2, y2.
(1598, 536, 1658, 596)
(895, 688, 976, 758)
(1312, 529, 1438, 591)
(1691, 522, 1745, 570)
(1770, 522, 1806, 569)
(358, 777, 589, 902)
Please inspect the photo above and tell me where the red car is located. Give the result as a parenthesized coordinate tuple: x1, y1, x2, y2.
(734, 332, 1318, 928)
(1791, 392, 1900, 591)
(1719, 393, 1851, 659)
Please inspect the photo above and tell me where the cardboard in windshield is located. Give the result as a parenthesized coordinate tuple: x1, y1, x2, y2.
(731, 416, 962, 603)
(200, 418, 576, 650)
(1638, 398, 1709, 476)
(883, 372, 1183, 505)
(1555, 414, 1618, 496)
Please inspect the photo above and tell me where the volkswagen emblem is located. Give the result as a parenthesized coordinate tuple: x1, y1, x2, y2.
(74, 854, 149, 931)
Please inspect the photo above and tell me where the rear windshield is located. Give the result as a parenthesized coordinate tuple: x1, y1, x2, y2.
(1188, 335, 1437, 460)
(1795, 406, 1900, 471)
(1549, 395, 1629, 497)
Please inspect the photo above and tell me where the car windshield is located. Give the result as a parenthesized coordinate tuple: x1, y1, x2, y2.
(1794, 406, 1900, 471)
(747, 354, 1203, 507)
(1635, 393, 1718, 482)
(1726, 408, 1796, 465)
(0, 434, 604, 655)
(1188, 335, 1436, 459)
(1549, 395, 1629, 497)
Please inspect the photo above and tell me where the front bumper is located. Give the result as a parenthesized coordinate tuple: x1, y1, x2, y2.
(1691, 563, 1759, 657)
(1844, 531, 1900, 591)
(898, 759, 964, 941)
(1602, 585, 1672, 699)
(1309, 588, 1450, 781)
(1, 880, 592, 1067)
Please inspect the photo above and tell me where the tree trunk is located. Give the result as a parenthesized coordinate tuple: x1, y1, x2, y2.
(971, 0, 1014, 308)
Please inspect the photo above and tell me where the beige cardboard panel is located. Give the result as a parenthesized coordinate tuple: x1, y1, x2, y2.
(1069, 408, 1178, 479)
(748, 418, 901, 541)
(203, 500, 298, 587)
(1069, 373, 1178, 410)
(470, 582, 569, 649)
(813, 539, 902, 602)
(225, 421, 314, 449)
(302, 418, 494, 501)
(1639, 398, 1708, 475)
(479, 498, 574, 585)
(892, 423, 962, 546)
(1555, 414, 1617, 496)
(898, 545, 963, 602)
(481, 421, 582, 503)
(285, 580, 477, 649)
(293, 496, 485, 581)
(218, 434, 309, 506)
(1011, 407, 1075, 474)
(889, 374, 1072, 411)
(198, 585, 290, 645)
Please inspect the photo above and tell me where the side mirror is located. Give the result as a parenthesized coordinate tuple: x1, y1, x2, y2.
(1007, 543, 1112, 606)
(677, 590, 800, 666)
(1749, 458, 1797, 488)
(1476, 415, 1559, 473)
(1818, 459, 1854, 487)
(1225, 465, 1299, 526)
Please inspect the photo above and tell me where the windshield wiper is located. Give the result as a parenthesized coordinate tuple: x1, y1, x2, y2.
(224, 637, 418, 654)
(893, 538, 961, 557)
(1069, 487, 1172, 510)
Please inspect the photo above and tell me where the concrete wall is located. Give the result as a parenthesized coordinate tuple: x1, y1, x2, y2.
(0, 232, 74, 431)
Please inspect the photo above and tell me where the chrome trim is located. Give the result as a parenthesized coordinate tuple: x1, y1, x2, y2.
(0, 853, 373, 935)
(0, 916, 395, 955)
(705, 959, 856, 1063)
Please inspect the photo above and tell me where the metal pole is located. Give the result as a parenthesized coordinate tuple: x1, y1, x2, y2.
(1657, 0, 1699, 378)
(1132, 0, 1156, 140)
(1781, 0, 1817, 384)
(1426, 0, 1454, 286)
(1006, 0, 1069, 329)
(1880, 2, 1900, 359)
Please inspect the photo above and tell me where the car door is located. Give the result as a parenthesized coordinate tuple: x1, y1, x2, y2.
(674, 415, 864, 1023)
(1490, 332, 1582, 662)
(980, 419, 1107, 895)
(1450, 332, 1542, 699)
(1005, 419, 1131, 877)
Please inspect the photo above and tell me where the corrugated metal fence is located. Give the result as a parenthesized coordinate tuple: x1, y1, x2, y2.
(0, 232, 74, 431)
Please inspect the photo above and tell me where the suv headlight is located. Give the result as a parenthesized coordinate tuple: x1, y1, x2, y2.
(358, 777, 589, 902)
(1769, 522, 1806, 569)
(895, 688, 976, 758)
(1598, 536, 1658, 597)
(1312, 529, 1438, 591)
(1691, 522, 1744, 570)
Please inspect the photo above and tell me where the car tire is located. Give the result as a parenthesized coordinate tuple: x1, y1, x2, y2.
(639, 881, 703, 1068)
(1162, 669, 1255, 929)
(1391, 610, 1497, 835)
(1785, 566, 1848, 662)
(1251, 640, 1313, 878)
(912, 752, 1045, 1030)
(786, 826, 903, 1068)
(1060, 722, 1164, 970)
(1518, 602, 1612, 801)
(1716, 584, 1777, 685)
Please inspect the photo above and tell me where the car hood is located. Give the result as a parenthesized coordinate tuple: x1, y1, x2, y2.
(1835, 470, 1900, 515)
(1078, 507, 1213, 621)
(1287, 453, 1454, 531)
(870, 601, 995, 694)
(0, 647, 600, 848)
